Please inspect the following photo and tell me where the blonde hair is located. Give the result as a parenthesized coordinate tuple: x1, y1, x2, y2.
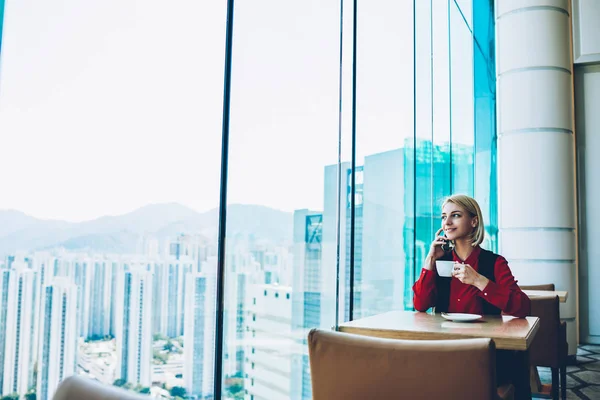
(442, 194, 485, 247)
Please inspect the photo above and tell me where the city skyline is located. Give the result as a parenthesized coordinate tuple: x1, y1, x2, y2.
(0, 138, 473, 225)
(0, 141, 484, 400)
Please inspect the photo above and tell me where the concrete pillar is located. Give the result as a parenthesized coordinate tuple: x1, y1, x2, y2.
(496, 0, 578, 355)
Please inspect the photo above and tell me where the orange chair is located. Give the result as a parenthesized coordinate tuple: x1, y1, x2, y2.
(308, 328, 514, 400)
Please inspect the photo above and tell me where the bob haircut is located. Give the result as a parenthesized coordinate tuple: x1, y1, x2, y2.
(442, 194, 485, 247)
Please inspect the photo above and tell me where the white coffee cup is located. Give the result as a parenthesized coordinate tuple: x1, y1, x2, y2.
(435, 260, 455, 277)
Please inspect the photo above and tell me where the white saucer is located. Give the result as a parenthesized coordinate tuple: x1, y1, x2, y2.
(441, 313, 482, 322)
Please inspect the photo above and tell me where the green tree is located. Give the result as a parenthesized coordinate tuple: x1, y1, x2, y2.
(25, 392, 36, 400)
(153, 349, 168, 364)
(170, 386, 186, 398)
(113, 378, 127, 387)
(227, 381, 243, 394)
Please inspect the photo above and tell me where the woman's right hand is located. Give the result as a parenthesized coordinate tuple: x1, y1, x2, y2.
(427, 228, 448, 261)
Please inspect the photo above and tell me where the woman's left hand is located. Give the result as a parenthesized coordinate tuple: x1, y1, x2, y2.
(452, 263, 489, 291)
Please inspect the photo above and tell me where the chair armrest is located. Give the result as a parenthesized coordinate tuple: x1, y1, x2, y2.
(497, 384, 515, 400)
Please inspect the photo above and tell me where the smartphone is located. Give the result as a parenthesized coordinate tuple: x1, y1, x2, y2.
(440, 233, 452, 252)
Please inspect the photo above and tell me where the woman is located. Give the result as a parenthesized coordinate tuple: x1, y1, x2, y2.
(413, 194, 530, 317)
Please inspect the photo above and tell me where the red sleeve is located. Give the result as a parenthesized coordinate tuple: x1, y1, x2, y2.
(477, 256, 531, 317)
(413, 268, 437, 312)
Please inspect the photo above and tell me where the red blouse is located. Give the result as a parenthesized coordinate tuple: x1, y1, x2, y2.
(412, 246, 531, 317)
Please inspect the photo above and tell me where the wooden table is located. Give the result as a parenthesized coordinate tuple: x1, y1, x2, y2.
(523, 290, 568, 303)
(339, 311, 540, 399)
(339, 310, 539, 351)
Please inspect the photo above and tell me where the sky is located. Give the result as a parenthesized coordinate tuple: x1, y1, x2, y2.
(0, 0, 472, 222)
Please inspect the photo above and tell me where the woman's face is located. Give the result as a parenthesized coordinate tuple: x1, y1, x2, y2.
(441, 202, 477, 242)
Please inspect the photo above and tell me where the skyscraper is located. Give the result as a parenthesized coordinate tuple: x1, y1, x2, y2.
(361, 149, 405, 317)
(88, 260, 112, 339)
(244, 283, 293, 400)
(184, 272, 215, 398)
(31, 253, 56, 373)
(2, 267, 36, 396)
(322, 162, 351, 329)
(115, 269, 153, 387)
(291, 209, 323, 400)
(0, 268, 11, 393)
(344, 165, 364, 321)
(37, 278, 77, 400)
(152, 260, 192, 338)
(69, 259, 91, 339)
(110, 260, 125, 337)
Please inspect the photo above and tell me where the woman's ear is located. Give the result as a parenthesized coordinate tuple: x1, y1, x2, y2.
(472, 217, 478, 228)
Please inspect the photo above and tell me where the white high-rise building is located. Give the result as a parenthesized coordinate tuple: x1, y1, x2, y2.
(110, 260, 125, 337)
(361, 149, 405, 315)
(151, 262, 166, 335)
(0, 268, 12, 393)
(2, 268, 36, 396)
(321, 162, 351, 330)
(115, 269, 153, 387)
(31, 253, 56, 371)
(37, 278, 78, 400)
(157, 262, 192, 338)
(222, 268, 249, 378)
(65, 259, 92, 339)
(244, 284, 293, 400)
(88, 260, 112, 338)
(151, 260, 194, 338)
(291, 209, 323, 400)
(184, 272, 215, 399)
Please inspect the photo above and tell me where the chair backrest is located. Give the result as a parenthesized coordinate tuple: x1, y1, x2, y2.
(528, 295, 561, 367)
(520, 283, 556, 291)
(53, 376, 148, 400)
(308, 329, 498, 400)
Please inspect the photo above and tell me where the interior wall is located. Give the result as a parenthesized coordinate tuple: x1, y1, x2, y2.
(573, 0, 600, 344)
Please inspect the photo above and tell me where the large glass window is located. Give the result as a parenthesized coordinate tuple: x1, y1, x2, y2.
(0, 1, 224, 399)
(222, 2, 341, 399)
(0, 1, 496, 399)
(473, 0, 498, 251)
(352, 1, 414, 320)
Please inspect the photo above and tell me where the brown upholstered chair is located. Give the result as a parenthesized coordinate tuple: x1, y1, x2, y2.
(308, 329, 514, 400)
(525, 295, 567, 400)
(53, 376, 148, 400)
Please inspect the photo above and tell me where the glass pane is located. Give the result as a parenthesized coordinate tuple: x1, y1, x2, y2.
(454, 0, 473, 29)
(432, 1, 452, 205)
(0, 1, 224, 399)
(473, 0, 498, 251)
(223, 1, 341, 399)
(414, 0, 453, 284)
(352, 0, 415, 319)
(413, 0, 434, 303)
(450, 2, 475, 196)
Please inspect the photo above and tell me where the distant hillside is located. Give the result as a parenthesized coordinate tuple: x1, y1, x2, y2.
(0, 203, 293, 257)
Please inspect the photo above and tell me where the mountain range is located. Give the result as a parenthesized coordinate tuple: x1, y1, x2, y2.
(0, 203, 294, 258)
